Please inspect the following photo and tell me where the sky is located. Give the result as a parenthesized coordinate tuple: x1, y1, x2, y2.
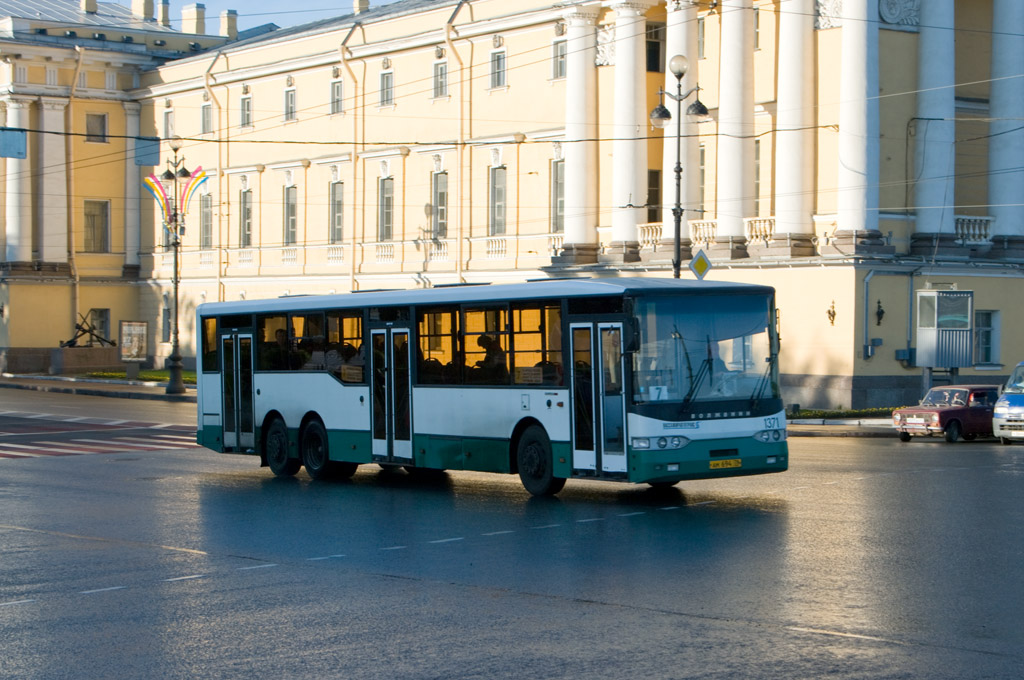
(110, 0, 404, 33)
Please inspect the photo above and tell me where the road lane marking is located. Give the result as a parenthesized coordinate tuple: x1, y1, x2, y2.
(617, 512, 646, 517)
(428, 537, 465, 544)
(481, 530, 514, 536)
(688, 500, 716, 506)
(786, 626, 906, 645)
(307, 554, 346, 561)
(531, 524, 562, 530)
(163, 574, 206, 582)
(0, 524, 208, 555)
(236, 564, 278, 570)
(575, 518, 604, 523)
(81, 586, 127, 594)
(660, 506, 681, 511)
(381, 546, 407, 551)
(0, 599, 35, 607)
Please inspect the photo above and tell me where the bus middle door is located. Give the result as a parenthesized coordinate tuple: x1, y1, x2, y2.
(370, 327, 413, 463)
(570, 322, 627, 476)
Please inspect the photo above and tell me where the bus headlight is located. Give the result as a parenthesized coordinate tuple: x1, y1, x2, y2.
(631, 436, 689, 450)
(753, 429, 787, 443)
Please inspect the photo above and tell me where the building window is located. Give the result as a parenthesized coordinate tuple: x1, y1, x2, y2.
(162, 304, 172, 343)
(552, 40, 567, 80)
(85, 113, 107, 143)
(699, 143, 706, 214)
(331, 80, 344, 114)
(83, 200, 110, 252)
(90, 309, 110, 344)
(239, 189, 252, 247)
(974, 310, 999, 365)
(489, 166, 507, 235)
(106, 71, 117, 90)
(163, 110, 174, 139)
(379, 71, 394, 106)
(200, 193, 213, 250)
(754, 5, 760, 50)
(646, 23, 665, 73)
(378, 177, 394, 241)
(201, 103, 213, 134)
(329, 181, 344, 243)
(240, 96, 252, 127)
(490, 51, 506, 89)
(647, 170, 661, 224)
(432, 171, 448, 238)
(753, 139, 761, 216)
(284, 88, 296, 121)
(551, 159, 565, 233)
(433, 61, 448, 98)
(283, 185, 297, 245)
(697, 18, 705, 59)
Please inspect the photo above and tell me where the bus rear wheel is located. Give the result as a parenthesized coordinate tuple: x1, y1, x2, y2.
(265, 418, 300, 477)
(301, 420, 332, 480)
(516, 425, 565, 497)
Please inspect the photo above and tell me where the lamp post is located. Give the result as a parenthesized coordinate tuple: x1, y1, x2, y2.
(649, 54, 710, 278)
(160, 136, 190, 395)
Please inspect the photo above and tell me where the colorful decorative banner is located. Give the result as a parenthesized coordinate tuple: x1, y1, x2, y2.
(143, 173, 170, 224)
(181, 167, 209, 214)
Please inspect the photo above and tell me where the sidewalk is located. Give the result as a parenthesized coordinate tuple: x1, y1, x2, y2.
(0, 373, 196, 403)
(0, 373, 895, 437)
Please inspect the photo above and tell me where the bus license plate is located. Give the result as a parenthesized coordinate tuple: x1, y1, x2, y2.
(710, 459, 741, 470)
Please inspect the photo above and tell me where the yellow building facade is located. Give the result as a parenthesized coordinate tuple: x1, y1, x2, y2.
(4, 0, 1022, 409)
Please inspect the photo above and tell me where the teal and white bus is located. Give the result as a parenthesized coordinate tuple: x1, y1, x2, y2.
(196, 278, 788, 495)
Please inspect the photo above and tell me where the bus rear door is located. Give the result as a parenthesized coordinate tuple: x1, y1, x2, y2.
(221, 332, 255, 450)
(370, 327, 413, 463)
(569, 322, 627, 476)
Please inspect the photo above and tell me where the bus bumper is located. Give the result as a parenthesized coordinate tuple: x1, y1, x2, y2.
(628, 438, 789, 484)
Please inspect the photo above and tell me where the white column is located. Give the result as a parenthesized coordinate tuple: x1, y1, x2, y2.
(988, 0, 1024, 240)
(715, 0, 754, 249)
(609, 1, 652, 260)
(561, 6, 600, 262)
(912, 0, 956, 238)
(837, 0, 880, 236)
(39, 98, 69, 263)
(4, 97, 33, 263)
(124, 102, 142, 270)
(662, 1, 699, 246)
(774, 0, 814, 242)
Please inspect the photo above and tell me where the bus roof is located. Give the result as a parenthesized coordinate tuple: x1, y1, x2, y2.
(197, 277, 775, 316)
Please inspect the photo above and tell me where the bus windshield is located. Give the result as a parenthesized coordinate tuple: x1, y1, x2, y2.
(1005, 364, 1024, 394)
(632, 294, 776, 404)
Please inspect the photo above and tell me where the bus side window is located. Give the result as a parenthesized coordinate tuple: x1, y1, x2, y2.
(511, 301, 562, 386)
(417, 306, 460, 385)
(201, 317, 218, 372)
(257, 315, 289, 371)
(327, 310, 365, 383)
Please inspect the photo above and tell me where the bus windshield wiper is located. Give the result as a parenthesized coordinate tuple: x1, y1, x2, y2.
(751, 354, 776, 408)
(680, 337, 713, 410)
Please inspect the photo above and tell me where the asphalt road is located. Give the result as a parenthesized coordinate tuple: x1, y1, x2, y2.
(1, 396, 1022, 679)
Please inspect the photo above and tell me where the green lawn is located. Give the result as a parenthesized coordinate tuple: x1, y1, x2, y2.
(84, 369, 197, 385)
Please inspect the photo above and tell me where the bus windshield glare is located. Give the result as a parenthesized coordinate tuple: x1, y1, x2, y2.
(632, 294, 776, 404)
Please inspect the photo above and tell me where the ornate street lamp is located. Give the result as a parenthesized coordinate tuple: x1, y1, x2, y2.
(649, 54, 711, 278)
(159, 136, 192, 395)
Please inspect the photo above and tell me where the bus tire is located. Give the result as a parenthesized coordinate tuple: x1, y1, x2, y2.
(301, 420, 332, 480)
(265, 418, 300, 477)
(516, 425, 565, 497)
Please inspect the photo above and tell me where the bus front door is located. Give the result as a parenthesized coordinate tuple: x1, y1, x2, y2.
(221, 333, 255, 450)
(570, 323, 627, 476)
(370, 328, 413, 463)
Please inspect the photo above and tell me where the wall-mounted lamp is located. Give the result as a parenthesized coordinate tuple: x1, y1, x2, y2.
(827, 300, 836, 326)
(876, 299, 885, 326)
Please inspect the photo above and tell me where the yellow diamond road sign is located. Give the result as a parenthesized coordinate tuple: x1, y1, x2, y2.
(689, 249, 712, 280)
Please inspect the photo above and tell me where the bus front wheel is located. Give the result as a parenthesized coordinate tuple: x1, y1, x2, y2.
(516, 425, 565, 497)
(265, 419, 300, 477)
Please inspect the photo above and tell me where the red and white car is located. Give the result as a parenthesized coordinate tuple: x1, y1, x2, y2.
(892, 385, 1000, 443)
